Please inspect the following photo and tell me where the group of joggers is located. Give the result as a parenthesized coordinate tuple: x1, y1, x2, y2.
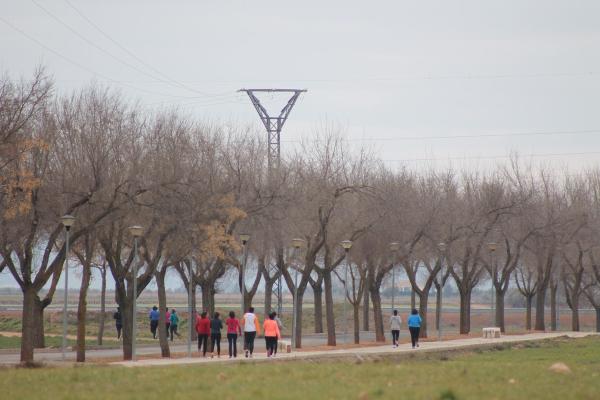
(391, 308, 423, 349)
(114, 305, 422, 353)
(112, 306, 182, 341)
(148, 306, 182, 341)
(195, 307, 281, 358)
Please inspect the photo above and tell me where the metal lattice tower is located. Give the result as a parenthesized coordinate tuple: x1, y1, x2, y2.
(239, 88, 306, 316)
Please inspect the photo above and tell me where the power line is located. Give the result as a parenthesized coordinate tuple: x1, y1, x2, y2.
(62, 0, 233, 99)
(31, 0, 232, 100)
(281, 129, 600, 143)
(0, 15, 193, 99)
(383, 151, 600, 163)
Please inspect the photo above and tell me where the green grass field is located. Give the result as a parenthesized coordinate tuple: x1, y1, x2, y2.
(0, 335, 78, 349)
(1, 336, 599, 399)
(0, 334, 133, 350)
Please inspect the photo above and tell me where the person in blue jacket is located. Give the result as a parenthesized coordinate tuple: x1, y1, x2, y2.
(407, 308, 422, 349)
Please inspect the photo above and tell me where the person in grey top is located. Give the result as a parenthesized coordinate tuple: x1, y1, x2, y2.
(390, 310, 402, 348)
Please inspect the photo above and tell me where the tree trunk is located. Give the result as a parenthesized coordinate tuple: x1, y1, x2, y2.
(156, 269, 171, 358)
(535, 286, 547, 331)
(201, 282, 215, 316)
(353, 304, 360, 344)
(323, 270, 336, 346)
(550, 282, 557, 331)
(119, 296, 133, 360)
(418, 291, 429, 338)
(20, 288, 38, 362)
(313, 284, 324, 334)
(570, 294, 580, 332)
(294, 290, 305, 348)
(362, 287, 369, 331)
(369, 285, 385, 342)
(410, 290, 416, 310)
(264, 278, 274, 314)
(495, 289, 505, 333)
(97, 267, 106, 346)
(525, 295, 533, 330)
(76, 264, 92, 362)
(459, 289, 471, 334)
(435, 283, 442, 331)
(190, 284, 197, 341)
(596, 308, 600, 333)
(33, 301, 45, 348)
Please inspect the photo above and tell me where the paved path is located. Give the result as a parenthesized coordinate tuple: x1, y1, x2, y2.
(0, 331, 386, 365)
(113, 331, 596, 368)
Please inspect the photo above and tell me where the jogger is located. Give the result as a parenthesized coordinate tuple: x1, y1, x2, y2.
(195, 311, 210, 356)
(263, 311, 281, 358)
(407, 308, 422, 349)
(210, 312, 223, 358)
(390, 309, 402, 347)
(113, 307, 122, 339)
(241, 307, 261, 358)
(149, 306, 159, 339)
(169, 309, 181, 341)
(226, 311, 241, 358)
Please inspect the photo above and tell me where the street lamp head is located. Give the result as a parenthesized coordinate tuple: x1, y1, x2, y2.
(389, 242, 400, 252)
(60, 214, 76, 230)
(487, 242, 497, 252)
(128, 225, 144, 238)
(340, 240, 353, 251)
(438, 242, 447, 252)
(240, 233, 250, 245)
(292, 238, 305, 249)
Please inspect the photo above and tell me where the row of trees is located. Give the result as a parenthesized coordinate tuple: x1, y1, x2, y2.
(2, 70, 600, 364)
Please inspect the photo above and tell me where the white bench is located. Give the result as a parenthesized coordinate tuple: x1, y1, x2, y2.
(278, 340, 292, 353)
(482, 327, 501, 338)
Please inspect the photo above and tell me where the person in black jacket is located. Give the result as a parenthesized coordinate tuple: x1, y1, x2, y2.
(210, 312, 223, 358)
(113, 307, 122, 339)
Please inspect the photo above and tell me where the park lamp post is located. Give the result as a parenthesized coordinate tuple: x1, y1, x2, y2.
(389, 242, 400, 313)
(60, 214, 75, 361)
(240, 233, 250, 316)
(487, 242, 497, 327)
(340, 240, 353, 344)
(187, 256, 193, 358)
(291, 238, 304, 349)
(128, 225, 143, 362)
(437, 241, 447, 341)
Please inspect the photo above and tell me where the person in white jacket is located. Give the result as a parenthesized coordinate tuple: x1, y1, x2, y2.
(390, 310, 402, 348)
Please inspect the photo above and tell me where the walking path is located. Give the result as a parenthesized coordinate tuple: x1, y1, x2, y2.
(113, 331, 596, 368)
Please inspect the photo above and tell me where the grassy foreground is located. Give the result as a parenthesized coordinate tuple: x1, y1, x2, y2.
(1, 336, 599, 400)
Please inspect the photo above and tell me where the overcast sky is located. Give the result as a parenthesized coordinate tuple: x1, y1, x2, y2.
(2, 0, 600, 172)
(1, 1, 600, 289)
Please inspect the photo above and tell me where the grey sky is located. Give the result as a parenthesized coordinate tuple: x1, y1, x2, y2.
(1, 0, 600, 289)
(1, 0, 600, 172)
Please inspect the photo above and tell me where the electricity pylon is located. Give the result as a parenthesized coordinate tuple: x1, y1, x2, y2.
(239, 88, 306, 317)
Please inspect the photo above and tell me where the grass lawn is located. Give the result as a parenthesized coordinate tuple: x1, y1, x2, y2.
(0, 334, 136, 350)
(0, 335, 78, 349)
(1, 336, 600, 400)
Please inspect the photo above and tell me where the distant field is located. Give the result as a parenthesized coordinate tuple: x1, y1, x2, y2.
(1, 336, 599, 399)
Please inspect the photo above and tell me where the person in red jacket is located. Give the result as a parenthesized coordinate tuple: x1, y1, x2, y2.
(225, 311, 242, 358)
(195, 311, 210, 357)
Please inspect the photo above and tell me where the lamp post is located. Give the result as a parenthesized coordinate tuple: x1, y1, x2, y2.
(556, 283, 560, 331)
(60, 214, 75, 361)
(240, 233, 250, 316)
(340, 240, 352, 344)
(487, 242, 497, 327)
(389, 242, 400, 313)
(291, 238, 304, 349)
(187, 257, 193, 358)
(437, 242, 446, 341)
(128, 225, 143, 362)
